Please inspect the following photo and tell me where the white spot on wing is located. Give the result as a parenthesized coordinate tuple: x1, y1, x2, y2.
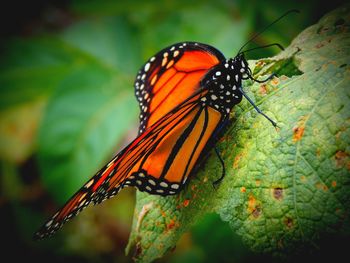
(144, 62, 150, 72)
(148, 179, 156, 186)
(160, 182, 168, 187)
(171, 184, 179, 189)
(45, 220, 53, 227)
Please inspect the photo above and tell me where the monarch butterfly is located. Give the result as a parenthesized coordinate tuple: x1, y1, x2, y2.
(34, 41, 275, 239)
(34, 10, 298, 239)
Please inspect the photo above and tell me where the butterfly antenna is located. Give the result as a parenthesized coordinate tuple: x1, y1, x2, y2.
(237, 9, 299, 55)
(242, 43, 284, 54)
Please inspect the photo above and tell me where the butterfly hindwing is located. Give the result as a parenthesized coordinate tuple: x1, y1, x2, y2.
(35, 89, 224, 239)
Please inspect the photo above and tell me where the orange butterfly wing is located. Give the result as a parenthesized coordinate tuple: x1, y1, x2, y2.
(135, 42, 225, 133)
(35, 42, 226, 239)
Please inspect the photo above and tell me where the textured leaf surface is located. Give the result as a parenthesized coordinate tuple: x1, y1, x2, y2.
(127, 6, 350, 262)
(37, 17, 140, 202)
(0, 37, 76, 162)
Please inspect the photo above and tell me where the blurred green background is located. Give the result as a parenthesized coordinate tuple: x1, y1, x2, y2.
(0, 0, 347, 262)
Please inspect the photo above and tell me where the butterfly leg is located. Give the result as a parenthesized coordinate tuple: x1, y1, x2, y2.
(239, 87, 278, 127)
(213, 146, 226, 187)
(249, 72, 276, 83)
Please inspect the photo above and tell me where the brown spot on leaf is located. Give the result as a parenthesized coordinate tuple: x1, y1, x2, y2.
(183, 199, 190, 207)
(284, 217, 294, 229)
(167, 219, 176, 231)
(247, 194, 261, 218)
(315, 182, 328, 191)
(300, 175, 307, 182)
(160, 209, 167, 218)
(233, 153, 244, 168)
(255, 60, 266, 67)
(271, 77, 279, 86)
(316, 148, 321, 157)
(240, 187, 246, 193)
(252, 206, 262, 218)
(315, 42, 325, 48)
(293, 126, 305, 142)
(292, 116, 308, 142)
(332, 181, 337, 188)
(273, 188, 283, 200)
(318, 26, 329, 34)
(255, 180, 261, 186)
(248, 195, 256, 210)
(335, 150, 349, 167)
(259, 84, 268, 95)
(132, 238, 143, 260)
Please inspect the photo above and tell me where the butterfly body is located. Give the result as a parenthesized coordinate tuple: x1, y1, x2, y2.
(200, 55, 248, 115)
(35, 42, 258, 239)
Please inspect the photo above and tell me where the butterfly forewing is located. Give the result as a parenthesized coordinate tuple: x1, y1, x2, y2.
(134, 42, 225, 133)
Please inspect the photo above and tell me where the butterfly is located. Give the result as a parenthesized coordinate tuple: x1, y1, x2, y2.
(34, 41, 278, 239)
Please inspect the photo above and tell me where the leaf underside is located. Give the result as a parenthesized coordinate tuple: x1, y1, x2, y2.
(127, 5, 350, 262)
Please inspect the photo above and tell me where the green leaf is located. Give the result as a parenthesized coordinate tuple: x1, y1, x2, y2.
(34, 17, 143, 203)
(127, 5, 350, 262)
(0, 99, 45, 163)
(0, 37, 77, 162)
(60, 16, 140, 74)
(71, 0, 253, 58)
(38, 64, 138, 203)
(0, 37, 77, 110)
